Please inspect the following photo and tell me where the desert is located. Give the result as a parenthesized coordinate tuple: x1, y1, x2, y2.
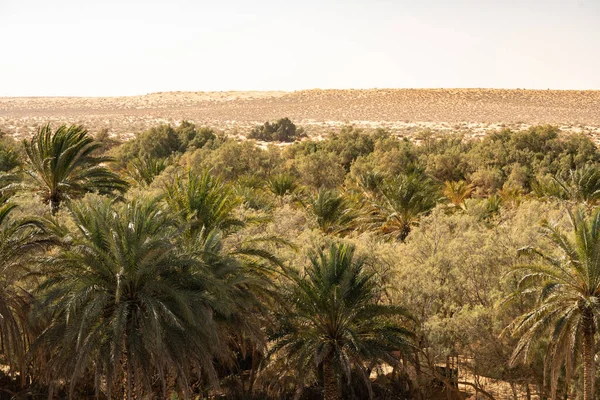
(2, 88, 600, 141)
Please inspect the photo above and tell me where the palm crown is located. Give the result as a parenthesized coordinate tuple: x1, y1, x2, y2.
(23, 124, 128, 214)
(367, 173, 440, 241)
(270, 243, 414, 400)
(306, 188, 358, 236)
(165, 169, 244, 236)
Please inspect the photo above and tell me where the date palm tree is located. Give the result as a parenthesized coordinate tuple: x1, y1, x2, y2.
(35, 196, 234, 399)
(181, 225, 285, 397)
(126, 154, 168, 186)
(0, 194, 51, 384)
(555, 164, 600, 205)
(366, 172, 440, 241)
(165, 169, 244, 236)
(167, 170, 293, 397)
(269, 243, 415, 400)
(23, 124, 128, 215)
(268, 173, 297, 199)
(443, 180, 474, 208)
(305, 189, 358, 236)
(510, 208, 600, 400)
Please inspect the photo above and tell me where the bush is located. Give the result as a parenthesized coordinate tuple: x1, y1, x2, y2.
(248, 118, 305, 142)
(177, 120, 217, 150)
(112, 121, 223, 165)
(93, 128, 122, 154)
(0, 144, 20, 172)
(115, 124, 181, 162)
(293, 151, 346, 189)
(188, 140, 282, 181)
(318, 126, 376, 171)
(0, 132, 21, 172)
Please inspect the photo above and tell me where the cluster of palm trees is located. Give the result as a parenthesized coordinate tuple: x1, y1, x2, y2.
(298, 171, 441, 241)
(0, 124, 416, 399)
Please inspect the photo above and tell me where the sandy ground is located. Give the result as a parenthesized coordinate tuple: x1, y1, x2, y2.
(1, 89, 599, 141)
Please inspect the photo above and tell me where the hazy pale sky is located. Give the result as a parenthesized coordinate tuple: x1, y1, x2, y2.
(1, 0, 598, 96)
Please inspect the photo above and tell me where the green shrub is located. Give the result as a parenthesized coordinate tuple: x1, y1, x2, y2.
(0, 132, 21, 172)
(189, 140, 282, 181)
(177, 120, 217, 150)
(248, 117, 305, 142)
(293, 151, 346, 189)
(318, 126, 375, 171)
(115, 124, 181, 161)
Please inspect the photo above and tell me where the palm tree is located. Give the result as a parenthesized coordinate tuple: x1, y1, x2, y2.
(443, 180, 474, 208)
(268, 173, 297, 199)
(510, 208, 600, 400)
(0, 196, 29, 379)
(165, 169, 244, 236)
(305, 188, 358, 236)
(536, 164, 600, 205)
(126, 154, 168, 186)
(35, 196, 233, 399)
(355, 171, 385, 194)
(0, 194, 50, 384)
(269, 243, 414, 400)
(181, 226, 286, 397)
(497, 185, 522, 208)
(366, 172, 440, 241)
(23, 124, 128, 215)
(532, 174, 568, 200)
(559, 164, 600, 205)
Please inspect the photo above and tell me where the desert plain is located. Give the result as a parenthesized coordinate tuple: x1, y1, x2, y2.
(1, 88, 600, 141)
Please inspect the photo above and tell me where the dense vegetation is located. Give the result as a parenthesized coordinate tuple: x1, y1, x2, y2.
(0, 120, 599, 399)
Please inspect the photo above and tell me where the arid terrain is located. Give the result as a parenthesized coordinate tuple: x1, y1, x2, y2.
(1, 88, 600, 141)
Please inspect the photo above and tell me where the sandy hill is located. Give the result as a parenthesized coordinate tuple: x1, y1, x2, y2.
(1, 89, 599, 140)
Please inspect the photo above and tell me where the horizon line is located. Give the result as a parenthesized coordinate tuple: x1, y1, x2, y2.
(2, 87, 600, 99)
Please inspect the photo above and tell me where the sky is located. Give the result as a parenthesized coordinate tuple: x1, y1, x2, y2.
(0, 0, 599, 96)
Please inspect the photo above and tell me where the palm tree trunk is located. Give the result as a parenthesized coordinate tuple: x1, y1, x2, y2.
(583, 311, 596, 400)
(322, 354, 339, 400)
(95, 369, 100, 400)
(159, 367, 167, 399)
(122, 350, 133, 400)
(399, 222, 411, 241)
(126, 358, 132, 400)
(414, 350, 424, 400)
(446, 356, 452, 400)
(50, 197, 60, 216)
(248, 347, 259, 395)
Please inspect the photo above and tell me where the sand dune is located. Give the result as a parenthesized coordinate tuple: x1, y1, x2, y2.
(1, 89, 599, 140)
